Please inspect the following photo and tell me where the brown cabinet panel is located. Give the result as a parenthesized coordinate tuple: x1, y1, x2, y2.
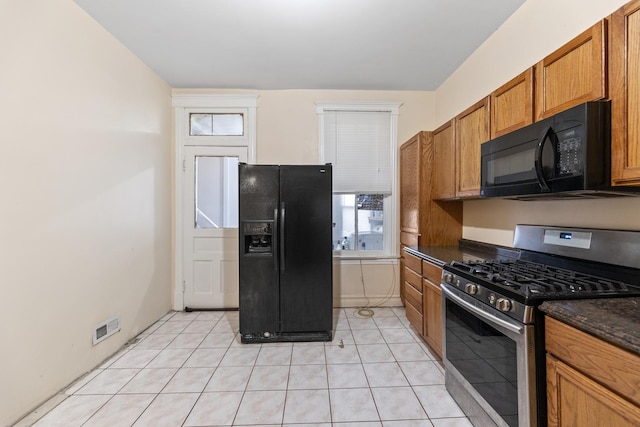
(611, 0, 640, 185)
(491, 68, 534, 138)
(535, 20, 607, 121)
(423, 277, 443, 359)
(400, 134, 421, 234)
(399, 256, 405, 305)
(546, 316, 640, 426)
(404, 252, 422, 274)
(405, 300, 423, 335)
(403, 280, 423, 311)
(455, 97, 490, 198)
(432, 120, 457, 200)
(400, 232, 419, 247)
(546, 354, 640, 427)
(404, 266, 422, 291)
(422, 260, 442, 285)
(545, 316, 640, 406)
(399, 131, 462, 247)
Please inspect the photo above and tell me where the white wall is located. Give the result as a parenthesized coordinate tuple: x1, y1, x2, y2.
(174, 88, 435, 307)
(434, 0, 640, 247)
(435, 0, 629, 124)
(0, 1, 173, 425)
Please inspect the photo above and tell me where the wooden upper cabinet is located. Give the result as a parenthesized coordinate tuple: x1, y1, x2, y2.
(399, 131, 462, 247)
(432, 120, 456, 200)
(535, 20, 607, 121)
(491, 68, 534, 138)
(399, 131, 432, 239)
(610, 0, 640, 186)
(400, 134, 421, 235)
(455, 97, 490, 198)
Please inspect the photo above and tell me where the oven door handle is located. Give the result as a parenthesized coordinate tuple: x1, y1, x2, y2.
(442, 285, 524, 335)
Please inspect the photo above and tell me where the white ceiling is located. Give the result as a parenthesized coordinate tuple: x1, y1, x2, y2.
(74, 0, 526, 91)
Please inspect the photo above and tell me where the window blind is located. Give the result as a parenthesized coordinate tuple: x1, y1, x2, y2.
(323, 110, 392, 194)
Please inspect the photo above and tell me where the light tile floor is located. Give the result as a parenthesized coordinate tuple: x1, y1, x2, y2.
(21, 308, 473, 427)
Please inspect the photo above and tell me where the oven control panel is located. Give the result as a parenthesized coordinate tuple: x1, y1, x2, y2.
(442, 272, 532, 324)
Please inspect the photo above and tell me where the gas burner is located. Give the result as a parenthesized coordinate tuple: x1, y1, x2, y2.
(446, 258, 640, 300)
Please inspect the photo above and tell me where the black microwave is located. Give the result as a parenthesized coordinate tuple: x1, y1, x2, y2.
(480, 100, 638, 199)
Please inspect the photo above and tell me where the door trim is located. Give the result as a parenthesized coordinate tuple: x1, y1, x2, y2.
(172, 93, 258, 310)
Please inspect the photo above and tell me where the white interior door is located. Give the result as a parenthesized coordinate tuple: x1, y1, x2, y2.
(182, 146, 247, 309)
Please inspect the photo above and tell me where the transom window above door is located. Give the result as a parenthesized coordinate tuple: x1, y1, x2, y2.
(190, 113, 244, 136)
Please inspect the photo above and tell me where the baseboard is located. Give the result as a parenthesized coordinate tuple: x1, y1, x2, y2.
(335, 295, 402, 308)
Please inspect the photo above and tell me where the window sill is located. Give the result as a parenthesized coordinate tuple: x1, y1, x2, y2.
(332, 254, 399, 265)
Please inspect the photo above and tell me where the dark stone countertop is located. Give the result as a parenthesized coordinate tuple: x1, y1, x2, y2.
(540, 298, 640, 355)
(404, 239, 520, 267)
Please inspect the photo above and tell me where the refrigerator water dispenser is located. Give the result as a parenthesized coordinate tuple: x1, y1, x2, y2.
(242, 221, 273, 254)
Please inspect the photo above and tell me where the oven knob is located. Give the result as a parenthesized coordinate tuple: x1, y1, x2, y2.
(443, 273, 453, 283)
(464, 283, 478, 295)
(488, 294, 496, 304)
(496, 298, 512, 312)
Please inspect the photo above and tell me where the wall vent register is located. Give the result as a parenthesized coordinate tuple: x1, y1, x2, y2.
(92, 315, 120, 345)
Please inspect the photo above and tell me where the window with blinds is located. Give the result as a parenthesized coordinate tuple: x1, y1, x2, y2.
(323, 111, 392, 194)
(317, 102, 400, 257)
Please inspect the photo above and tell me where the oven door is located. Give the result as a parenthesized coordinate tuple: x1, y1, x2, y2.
(442, 284, 537, 427)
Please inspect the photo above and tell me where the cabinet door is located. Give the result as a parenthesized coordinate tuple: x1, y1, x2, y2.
(611, 0, 640, 185)
(400, 135, 421, 234)
(546, 355, 640, 427)
(422, 280, 442, 359)
(535, 20, 607, 121)
(432, 120, 457, 200)
(422, 260, 443, 359)
(491, 68, 534, 138)
(455, 97, 490, 198)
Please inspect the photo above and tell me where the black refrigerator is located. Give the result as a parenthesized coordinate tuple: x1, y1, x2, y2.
(238, 163, 333, 343)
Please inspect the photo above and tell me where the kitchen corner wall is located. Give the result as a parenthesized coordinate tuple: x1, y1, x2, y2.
(0, 1, 172, 425)
(434, 0, 640, 247)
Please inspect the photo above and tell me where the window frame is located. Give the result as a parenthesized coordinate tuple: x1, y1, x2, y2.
(316, 101, 401, 260)
(189, 112, 245, 136)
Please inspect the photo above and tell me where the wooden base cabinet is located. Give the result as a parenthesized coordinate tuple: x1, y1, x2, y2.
(403, 252, 423, 335)
(422, 259, 443, 359)
(400, 252, 444, 360)
(545, 316, 640, 427)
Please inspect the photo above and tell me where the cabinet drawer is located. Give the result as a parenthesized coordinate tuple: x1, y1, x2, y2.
(422, 260, 443, 285)
(404, 280, 423, 311)
(405, 301, 424, 335)
(404, 252, 422, 274)
(404, 266, 422, 291)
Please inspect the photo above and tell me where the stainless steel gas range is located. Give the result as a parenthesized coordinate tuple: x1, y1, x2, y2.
(441, 225, 640, 427)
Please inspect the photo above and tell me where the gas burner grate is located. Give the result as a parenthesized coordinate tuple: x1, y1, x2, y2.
(449, 259, 635, 297)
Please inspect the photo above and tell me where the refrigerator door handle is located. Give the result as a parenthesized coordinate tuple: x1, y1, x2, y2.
(273, 208, 279, 270)
(280, 202, 285, 271)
